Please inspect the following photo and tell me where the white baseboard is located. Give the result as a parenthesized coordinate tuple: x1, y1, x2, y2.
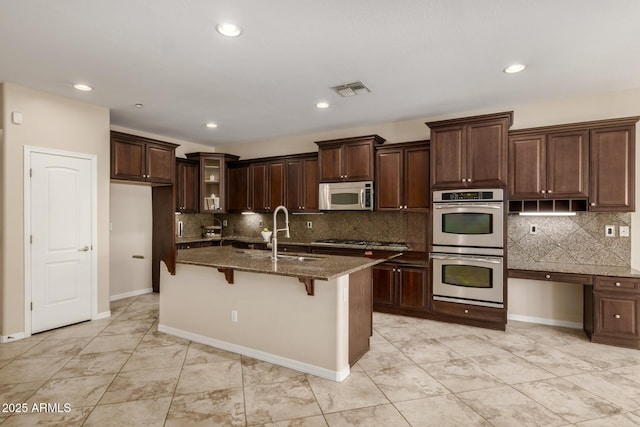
(0, 332, 27, 343)
(507, 313, 583, 329)
(94, 311, 112, 320)
(110, 288, 153, 301)
(158, 324, 350, 382)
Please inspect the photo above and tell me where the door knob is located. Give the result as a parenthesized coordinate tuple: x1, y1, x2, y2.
(78, 246, 90, 252)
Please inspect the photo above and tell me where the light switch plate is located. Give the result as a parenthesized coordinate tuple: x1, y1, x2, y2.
(605, 225, 616, 237)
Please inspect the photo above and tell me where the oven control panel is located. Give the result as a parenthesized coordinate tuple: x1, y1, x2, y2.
(433, 188, 503, 202)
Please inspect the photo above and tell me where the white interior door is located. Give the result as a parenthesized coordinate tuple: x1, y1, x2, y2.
(30, 152, 92, 333)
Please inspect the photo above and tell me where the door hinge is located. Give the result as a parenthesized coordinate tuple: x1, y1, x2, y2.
(30, 168, 32, 178)
(30, 302, 33, 311)
(30, 235, 33, 244)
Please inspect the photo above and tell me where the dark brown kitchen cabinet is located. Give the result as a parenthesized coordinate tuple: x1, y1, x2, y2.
(175, 158, 199, 213)
(508, 130, 589, 199)
(111, 131, 178, 184)
(227, 164, 251, 212)
(251, 160, 284, 212)
(589, 124, 636, 212)
(593, 276, 640, 349)
(185, 152, 239, 213)
(286, 155, 319, 212)
(316, 135, 385, 182)
(376, 140, 430, 211)
(427, 112, 512, 189)
(372, 263, 428, 312)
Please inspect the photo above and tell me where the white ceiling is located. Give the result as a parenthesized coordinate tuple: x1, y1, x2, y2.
(1, 0, 640, 147)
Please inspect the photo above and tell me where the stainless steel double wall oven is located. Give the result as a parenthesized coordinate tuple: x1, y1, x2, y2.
(431, 189, 505, 308)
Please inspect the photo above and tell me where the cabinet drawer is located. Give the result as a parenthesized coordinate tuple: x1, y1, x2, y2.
(431, 300, 505, 323)
(594, 293, 639, 338)
(595, 276, 640, 293)
(508, 269, 592, 285)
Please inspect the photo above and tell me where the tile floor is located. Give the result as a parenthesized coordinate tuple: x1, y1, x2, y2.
(1, 293, 640, 426)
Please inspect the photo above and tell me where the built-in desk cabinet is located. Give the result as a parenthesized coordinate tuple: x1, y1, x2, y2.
(593, 276, 640, 349)
(111, 131, 177, 184)
(427, 112, 512, 189)
(508, 116, 638, 213)
(316, 135, 385, 182)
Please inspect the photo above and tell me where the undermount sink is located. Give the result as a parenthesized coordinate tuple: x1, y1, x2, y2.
(234, 250, 320, 262)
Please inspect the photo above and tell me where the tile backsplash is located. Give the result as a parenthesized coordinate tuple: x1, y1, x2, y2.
(508, 212, 631, 266)
(215, 211, 429, 252)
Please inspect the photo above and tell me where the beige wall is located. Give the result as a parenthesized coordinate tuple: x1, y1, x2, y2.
(217, 88, 640, 326)
(0, 83, 110, 336)
(109, 183, 153, 298)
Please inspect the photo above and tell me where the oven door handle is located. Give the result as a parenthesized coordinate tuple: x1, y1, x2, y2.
(430, 254, 502, 264)
(434, 203, 502, 209)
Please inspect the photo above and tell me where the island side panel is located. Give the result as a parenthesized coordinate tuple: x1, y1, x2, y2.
(159, 263, 350, 379)
(349, 267, 372, 365)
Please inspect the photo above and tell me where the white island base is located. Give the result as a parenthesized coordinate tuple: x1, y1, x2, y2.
(159, 263, 372, 381)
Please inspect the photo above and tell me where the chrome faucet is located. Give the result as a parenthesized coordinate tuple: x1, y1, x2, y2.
(271, 205, 290, 261)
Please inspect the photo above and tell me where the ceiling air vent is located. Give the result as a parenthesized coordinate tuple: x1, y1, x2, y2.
(331, 81, 371, 97)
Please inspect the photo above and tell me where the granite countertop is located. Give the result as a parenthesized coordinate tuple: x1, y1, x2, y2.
(509, 259, 640, 279)
(176, 245, 399, 281)
(176, 236, 221, 244)
(221, 235, 409, 252)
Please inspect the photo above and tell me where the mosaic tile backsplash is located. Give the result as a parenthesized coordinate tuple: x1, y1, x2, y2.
(508, 212, 631, 267)
(178, 211, 429, 252)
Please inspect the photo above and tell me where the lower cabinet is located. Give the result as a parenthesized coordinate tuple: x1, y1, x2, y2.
(592, 276, 640, 349)
(373, 262, 428, 313)
(430, 300, 506, 324)
(176, 241, 215, 250)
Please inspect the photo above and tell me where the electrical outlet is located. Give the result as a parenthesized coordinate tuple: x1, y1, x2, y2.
(529, 224, 538, 235)
(605, 225, 616, 237)
(223, 220, 227, 227)
(307, 221, 313, 229)
(259, 220, 263, 228)
(620, 225, 630, 237)
(231, 310, 238, 322)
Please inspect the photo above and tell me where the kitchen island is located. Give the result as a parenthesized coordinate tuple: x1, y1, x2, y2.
(159, 246, 394, 381)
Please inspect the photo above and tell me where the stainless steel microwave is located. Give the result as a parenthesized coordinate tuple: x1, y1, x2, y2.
(319, 181, 374, 211)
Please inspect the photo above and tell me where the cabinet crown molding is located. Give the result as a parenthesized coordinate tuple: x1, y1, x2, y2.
(314, 134, 386, 147)
(509, 116, 640, 136)
(425, 111, 514, 129)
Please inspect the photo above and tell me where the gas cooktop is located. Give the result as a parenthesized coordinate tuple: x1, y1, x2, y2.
(314, 239, 407, 248)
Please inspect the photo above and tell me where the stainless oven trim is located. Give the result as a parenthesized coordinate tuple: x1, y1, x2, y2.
(432, 252, 504, 306)
(432, 202, 504, 248)
(433, 295, 504, 309)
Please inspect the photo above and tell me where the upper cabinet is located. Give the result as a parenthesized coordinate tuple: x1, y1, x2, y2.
(185, 152, 239, 213)
(111, 131, 178, 184)
(286, 154, 319, 212)
(227, 163, 251, 212)
(251, 160, 285, 212)
(376, 140, 430, 211)
(316, 135, 385, 182)
(427, 112, 512, 189)
(175, 158, 199, 213)
(590, 123, 636, 212)
(507, 117, 638, 212)
(226, 153, 318, 213)
(509, 130, 589, 199)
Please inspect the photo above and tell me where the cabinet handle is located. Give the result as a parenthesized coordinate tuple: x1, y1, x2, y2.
(403, 205, 407, 209)
(461, 178, 467, 183)
(467, 179, 471, 183)
(545, 274, 551, 279)
(547, 190, 553, 194)
(591, 202, 596, 207)
(615, 282, 621, 287)
(614, 314, 621, 319)
(541, 190, 546, 194)
(464, 309, 469, 314)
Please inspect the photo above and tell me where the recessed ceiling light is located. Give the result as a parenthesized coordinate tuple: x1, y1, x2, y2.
(503, 64, 526, 74)
(73, 83, 93, 91)
(315, 102, 330, 109)
(135, 103, 143, 109)
(216, 23, 242, 37)
(205, 122, 218, 129)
